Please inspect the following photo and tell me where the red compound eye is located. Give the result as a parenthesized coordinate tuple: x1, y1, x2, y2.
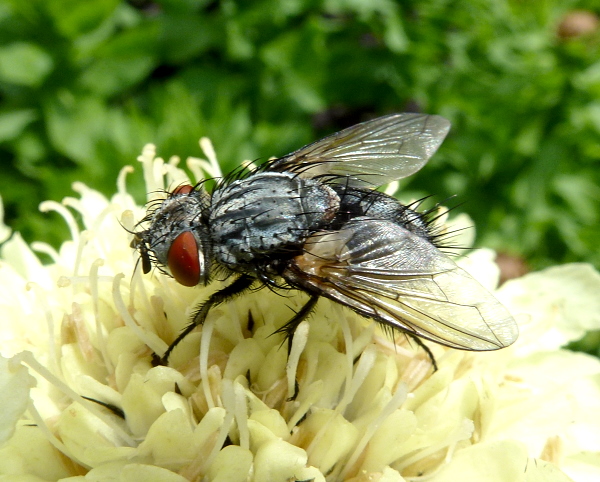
(173, 184, 194, 195)
(167, 231, 201, 287)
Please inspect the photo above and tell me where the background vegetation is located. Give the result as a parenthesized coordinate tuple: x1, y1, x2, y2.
(0, 0, 599, 353)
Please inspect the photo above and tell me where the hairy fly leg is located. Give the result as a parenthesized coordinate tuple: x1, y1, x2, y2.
(406, 333, 438, 371)
(160, 274, 255, 365)
(273, 293, 320, 356)
(271, 294, 319, 400)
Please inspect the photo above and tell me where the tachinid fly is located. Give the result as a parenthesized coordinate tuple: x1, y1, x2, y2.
(132, 113, 519, 365)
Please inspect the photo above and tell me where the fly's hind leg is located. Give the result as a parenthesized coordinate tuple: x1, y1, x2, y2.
(406, 333, 438, 371)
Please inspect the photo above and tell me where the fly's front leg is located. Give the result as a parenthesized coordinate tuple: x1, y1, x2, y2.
(160, 274, 255, 365)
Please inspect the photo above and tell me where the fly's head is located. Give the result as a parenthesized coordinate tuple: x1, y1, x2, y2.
(132, 184, 212, 287)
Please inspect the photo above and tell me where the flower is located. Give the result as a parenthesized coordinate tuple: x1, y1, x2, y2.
(0, 140, 599, 481)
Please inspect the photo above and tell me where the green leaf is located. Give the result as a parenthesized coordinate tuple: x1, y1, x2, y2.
(44, 94, 107, 165)
(0, 43, 53, 87)
(45, 0, 121, 39)
(0, 109, 37, 142)
(79, 55, 155, 96)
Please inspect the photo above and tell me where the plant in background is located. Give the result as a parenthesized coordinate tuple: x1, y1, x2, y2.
(0, 0, 599, 272)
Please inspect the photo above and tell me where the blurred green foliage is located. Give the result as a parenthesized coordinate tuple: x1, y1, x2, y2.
(0, 0, 599, 272)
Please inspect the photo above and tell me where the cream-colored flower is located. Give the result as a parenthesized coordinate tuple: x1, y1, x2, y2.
(0, 139, 599, 481)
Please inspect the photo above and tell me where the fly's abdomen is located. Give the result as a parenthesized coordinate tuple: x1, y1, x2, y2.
(209, 172, 339, 270)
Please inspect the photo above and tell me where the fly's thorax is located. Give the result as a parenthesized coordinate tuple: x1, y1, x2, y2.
(208, 172, 340, 270)
(298, 177, 340, 225)
(136, 189, 212, 287)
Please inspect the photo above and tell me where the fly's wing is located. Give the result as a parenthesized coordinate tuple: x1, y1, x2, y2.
(283, 218, 518, 350)
(269, 113, 451, 188)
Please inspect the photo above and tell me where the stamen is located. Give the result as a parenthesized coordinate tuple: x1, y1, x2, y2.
(200, 137, 222, 178)
(116, 165, 135, 201)
(112, 273, 167, 355)
(39, 200, 80, 246)
(89, 258, 112, 372)
(286, 320, 309, 399)
(30, 242, 60, 264)
(340, 382, 409, 479)
(15, 351, 136, 447)
(25, 282, 58, 375)
(199, 316, 216, 409)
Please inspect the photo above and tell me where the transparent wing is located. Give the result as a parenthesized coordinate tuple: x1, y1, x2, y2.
(283, 218, 518, 350)
(269, 113, 451, 188)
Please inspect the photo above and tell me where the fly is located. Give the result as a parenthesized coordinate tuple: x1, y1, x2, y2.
(131, 113, 519, 365)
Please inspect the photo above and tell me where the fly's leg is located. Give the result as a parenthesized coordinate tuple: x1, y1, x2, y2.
(81, 396, 125, 419)
(272, 294, 319, 400)
(160, 274, 255, 365)
(406, 333, 438, 371)
(273, 294, 319, 355)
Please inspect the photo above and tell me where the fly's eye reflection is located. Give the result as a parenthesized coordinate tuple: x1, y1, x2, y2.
(132, 113, 518, 366)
